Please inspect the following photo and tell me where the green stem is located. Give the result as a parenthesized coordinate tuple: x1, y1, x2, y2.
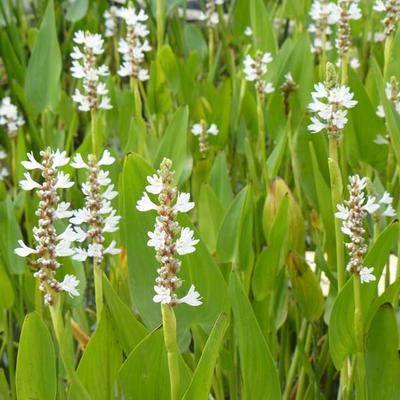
(353, 275, 367, 400)
(208, 28, 215, 82)
(282, 320, 307, 400)
(383, 34, 393, 80)
(11, 136, 17, 199)
(91, 110, 98, 157)
(94, 260, 103, 322)
(130, 77, 142, 119)
(340, 53, 349, 86)
(294, 323, 313, 400)
(161, 304, 180, 400)
(49, 298, 90, 400)
(156, 0, 164, 51)
(256, 92, 269, 183)
(7, 311, 16, 399)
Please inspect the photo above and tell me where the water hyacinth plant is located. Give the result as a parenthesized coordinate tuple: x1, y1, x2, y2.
(1, 1, 400, 399)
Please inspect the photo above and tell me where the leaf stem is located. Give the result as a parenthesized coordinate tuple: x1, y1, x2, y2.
(161, 304, 180, 400)
(353, 274, 367, 400)
(156, 0, 164, 52)
(94, 260, 103, 323)
(91, 109, 98, 157)
(49, 298, 90, 400)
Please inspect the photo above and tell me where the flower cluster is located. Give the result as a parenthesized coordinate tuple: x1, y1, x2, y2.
(70, 150, 121, 263)
(376, 77, 400, 118)
(308, 0, 337, 54)
(334, 0, 362, 59)
(70, 31, 112, 112)
(136, 158, 202, 307)
(118, 4, 151, 80)
(243, 51, 274, 98)
(199, 0, 224, 28)
(191, 121, 219, 158)
(14, 148, 79, 304)
(374, 0, 400, 37)
(0, 148, 9, 182)
(103, 0, 126, 37)
(308, 67, 357, 136)
(335, 175, 377, 283)
(0, 97, 25, 138)
(281, 72, 298, 115)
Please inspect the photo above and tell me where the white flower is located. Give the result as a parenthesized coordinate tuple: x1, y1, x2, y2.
(55, 172, 74, 189)
(207, 124, 219, 136)
(373, 0, 386, 12)
(153, 285, 172, 304)
(88, 243, 103, 258)
(70, 208, 90, 225)
(14, 240, 37, 257)
(136, 192, 158, 212)
(0, 97, 24, 137)
(176, 227, 199, 255)
(103, 184, 118, 200)
(147, 229, 166, 250)
(374, 134, 389, 144)
(98, 149, 115, 166)
(363, 196, 380, 214)
(58, 225, 78, 242)
(73, 226, 87, 242)
(104, 240, 121, 255)
(73, 248, 88, 261)
(55, 240, 74, 257)
(380, 191, 393, 204)
(103, 210, 121, 232)
(350, 57, 360, 69)
(173, 192, 195, 213)
(244, 26, 253, 36)
(53, 150, 70, 168)
(177, 285, 202, 306)
(59, 274, 80, 298)
(335, 204, 349, 220)
(145, 174, 163, 194)
(243, 52, 274, 95)
(191, 123, 203, 136)
(382, 205, 396, 217)
(21, 152, 44, 170)
(376, 105, 385, 118)
(71, 153, 89, 169)
(359, 267, 376, 284)
(308, 82, 357, 134)
(20, 172, 41, 191)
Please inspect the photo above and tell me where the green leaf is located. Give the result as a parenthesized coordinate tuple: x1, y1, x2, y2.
(16, 312, 56, 400)
(153, 106, 192, 186)
(0, 198, 26, 274)
(68, 311, 122, 400)
(229, 272, 281, 400)
(198, 184, 225, 254)
(25, 0, 61, 115)
(208, 152, 233, 208)
(65, 0, 88, 22)
(182, 313, 229, 400)
(0, 259, 14, 309)
(103, 276, 148, 355)
(286, 251, 324, 321)
(253, 195, 289, 300)
(366, 304, 400, 400)
(250, 0, 277, 56)
(118, 329, 191, 399)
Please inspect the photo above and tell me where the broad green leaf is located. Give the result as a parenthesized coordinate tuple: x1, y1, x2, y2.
(68, 311, 122, 400)
(103, 276, 148, 355)
(153, 106, 192, 185)
(250, 0, 277, 56)
(229, 272, 281, 400)
(208, 152, 233, 208)
(182, 313, 229, 400)
(286, 251, 324, 321)
(366, 304, 400, 400)
(118, 328, 191, 399)
(253, 195, 289, 300)
(0, 259, 14, 309)
(25, 0, 61, 115)
(216, 186, 248, 263)
(0, 198, 26, 274)
(16, 313, 56, 400)
(198, 184, 225, 254)
(65, 0, 88, 22)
